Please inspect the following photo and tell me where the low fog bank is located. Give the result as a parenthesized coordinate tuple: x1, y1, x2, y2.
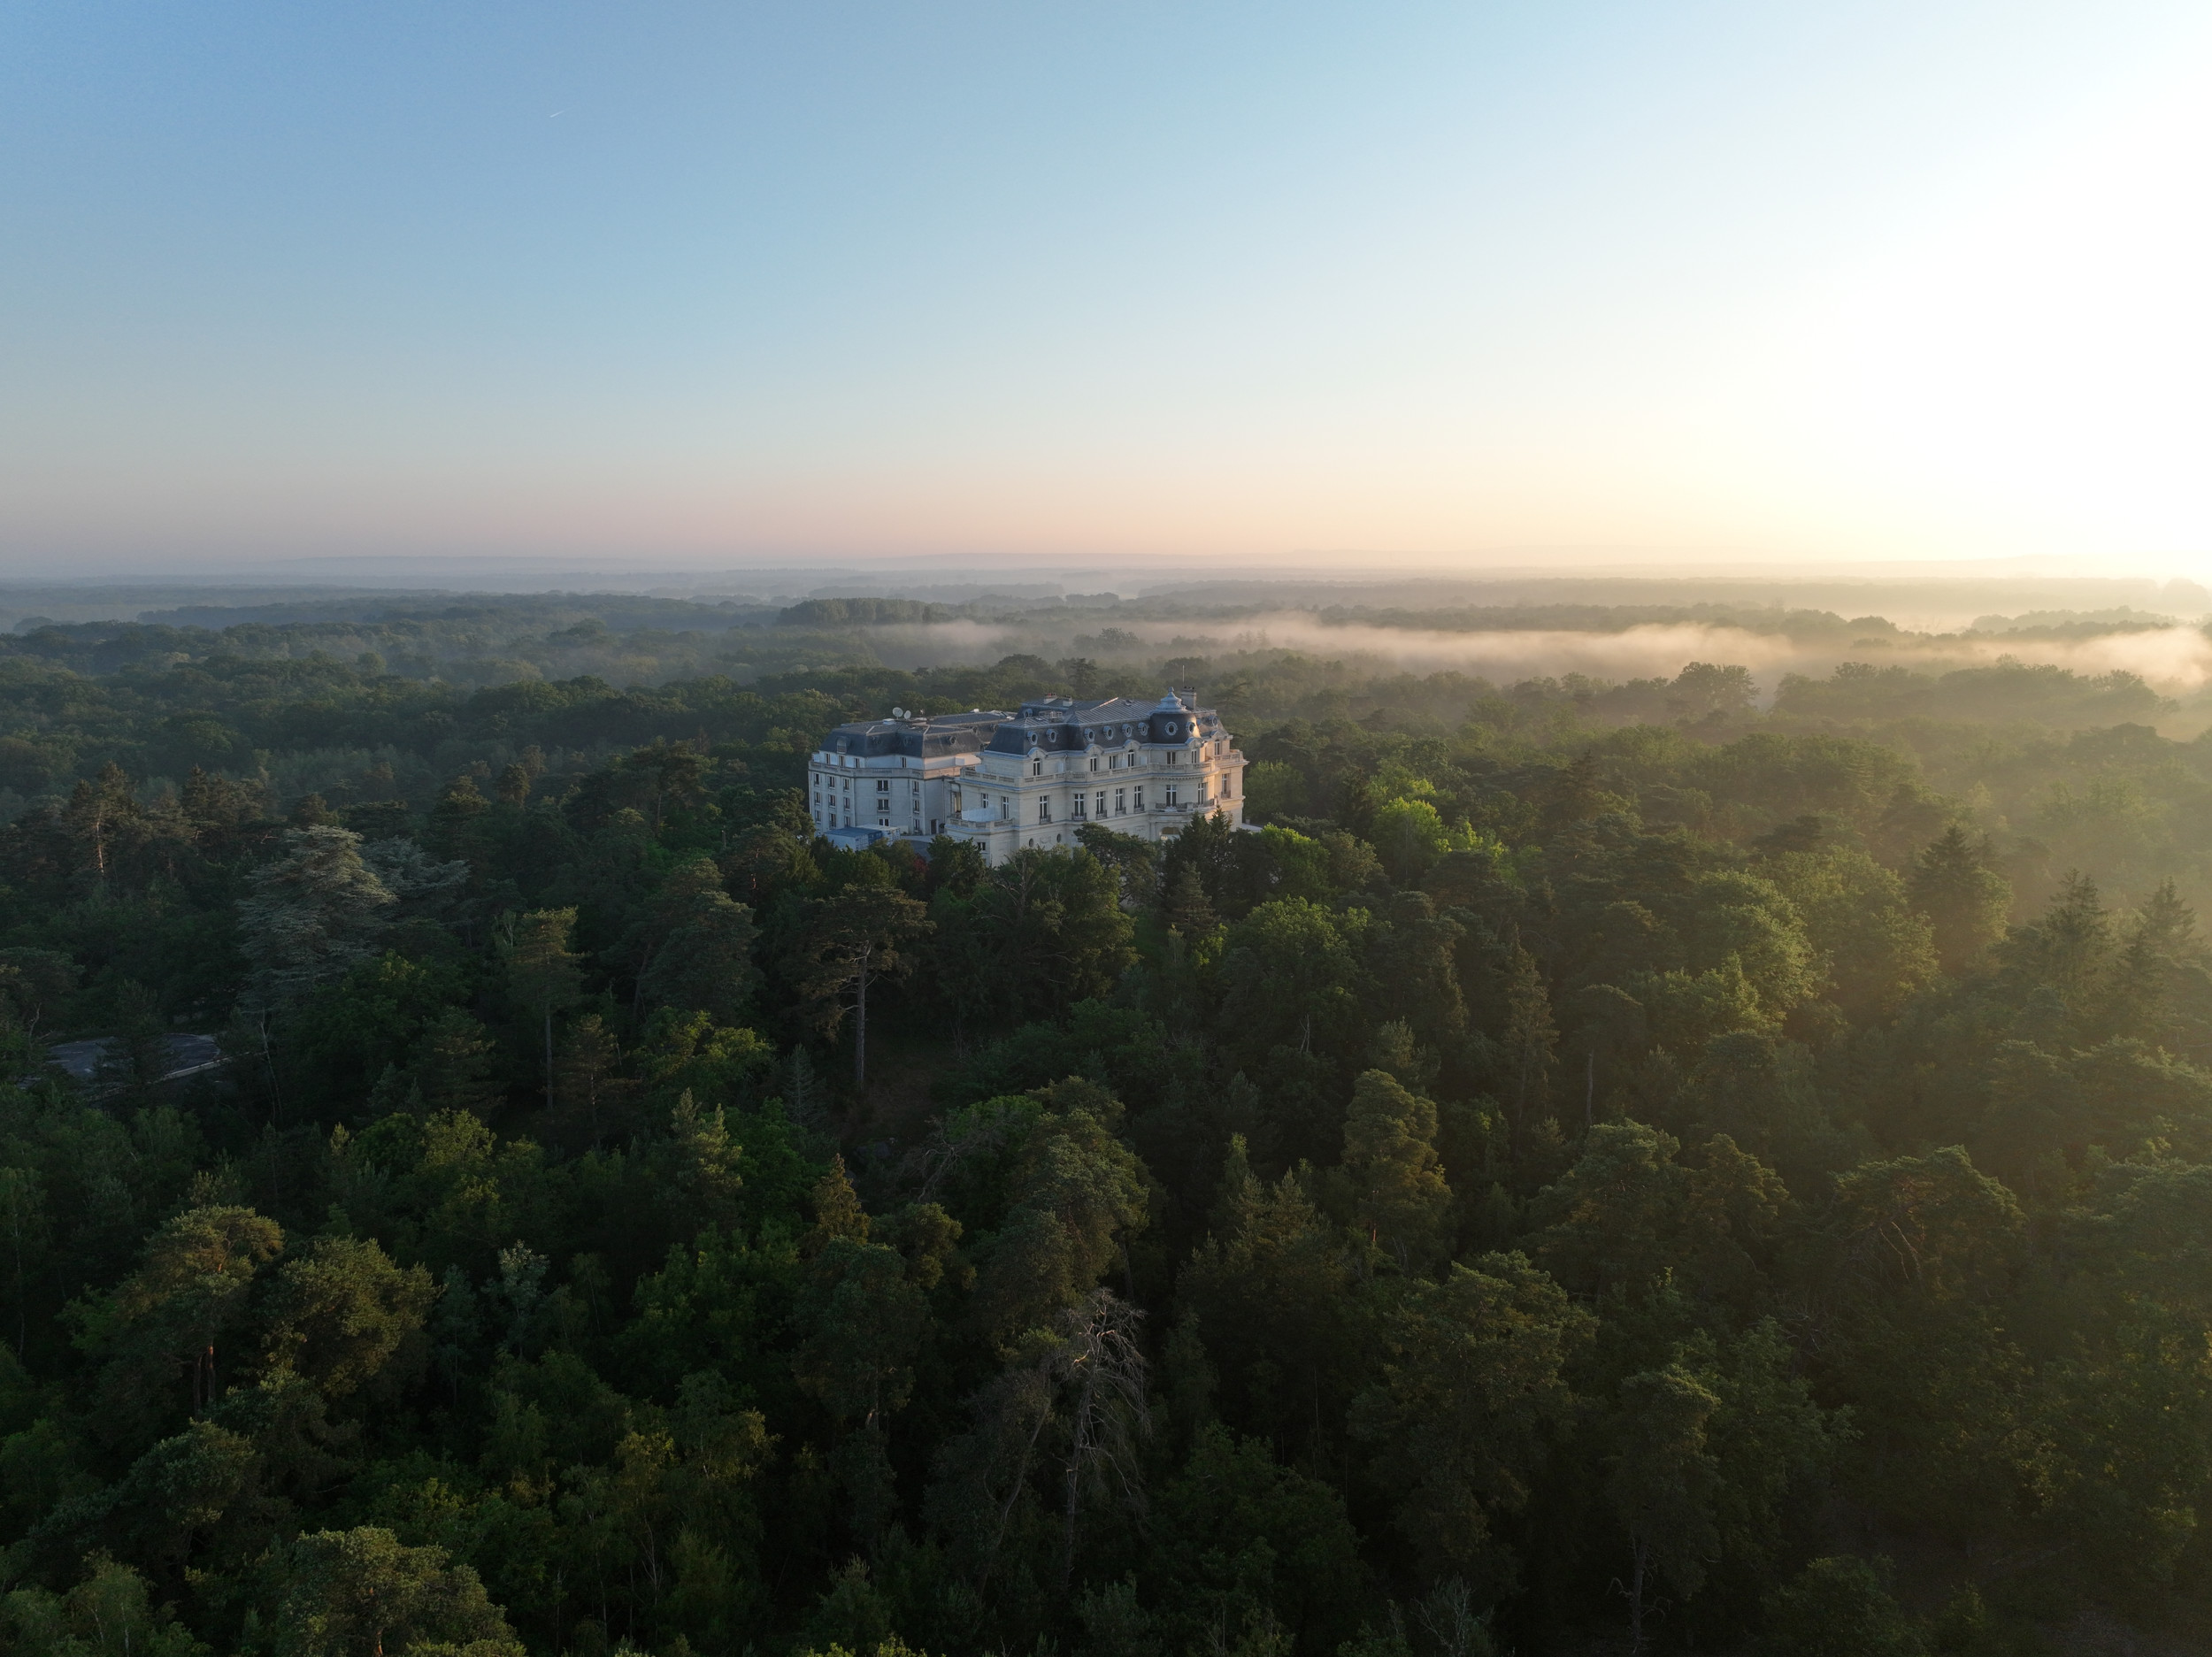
(766, 572, 2212, 705)
(1128, 573, 2203, 634)
(7, 575, 2212, 732)
(867, 612, 2212, 703)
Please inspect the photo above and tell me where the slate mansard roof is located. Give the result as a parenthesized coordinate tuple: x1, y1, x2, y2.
(823, 694, 1222, 761)
(822, 708, 1006, 759)
(983, 692, 1217, 756)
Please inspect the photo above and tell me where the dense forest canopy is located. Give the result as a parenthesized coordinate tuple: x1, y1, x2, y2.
(3, 585, 2212, 1654)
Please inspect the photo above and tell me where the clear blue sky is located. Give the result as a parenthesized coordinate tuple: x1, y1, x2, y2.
(3, 2, 2207, 574)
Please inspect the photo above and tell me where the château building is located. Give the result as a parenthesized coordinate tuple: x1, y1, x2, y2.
(807, 692, 1246, 864)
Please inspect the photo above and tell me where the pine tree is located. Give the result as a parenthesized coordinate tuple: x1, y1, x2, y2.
(64, 761, 140, 880)
(783, 886, 930, 1092)
(1164, 865, 1217, 938)
(1499, 942, 1557, 1149)
(236, 827, 396, 1006)
(803, 1155, 872, 1258)
(502, 907, 582, 1113)
(271, 1526, 522, 1657)
(553, 1013, 633, 1150)
(1909, 827, 2011, 974)
(1342, 1070, 1453, 1269)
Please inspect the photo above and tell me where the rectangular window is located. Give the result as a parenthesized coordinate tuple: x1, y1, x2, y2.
(1165, 785, 1179, 806)
(1094, 792, 1105, 817)
(1033, 759, 1042, 776)
(1114, 788, 1125, 814)
(1109, 754, 1118, 770)
(1072, 794, 1087, 819)
(1038, 799, 1052, 823)
(1133, 785, 1144, 808)
(877, 779, 889, 793)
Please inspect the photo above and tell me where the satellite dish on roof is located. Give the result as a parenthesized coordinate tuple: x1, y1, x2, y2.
(892, 706, 907, 719)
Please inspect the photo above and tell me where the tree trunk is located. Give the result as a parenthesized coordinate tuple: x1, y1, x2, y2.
(5, 1201, 24, 1361)
(1062, 1443, 1083, 1588)
(1627, 1535, 1649, 1654)
(982, 1394, 1054, 1591)
(853, 953, 871, 1093)
(260, 1012, 284, 1127)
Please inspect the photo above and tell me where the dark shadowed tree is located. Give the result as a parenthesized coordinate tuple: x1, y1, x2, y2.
(503, 906, 583, 1113)
(1349, 1254, 1592, 1585)
(785, 885, 931, 1091)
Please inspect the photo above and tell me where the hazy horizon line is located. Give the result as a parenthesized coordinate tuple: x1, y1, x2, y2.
(2, 548, 2209, 592)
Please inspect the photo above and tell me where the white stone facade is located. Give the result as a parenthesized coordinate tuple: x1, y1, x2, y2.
(807, 693, 1246, 867)
(805, 708, 995, 840)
